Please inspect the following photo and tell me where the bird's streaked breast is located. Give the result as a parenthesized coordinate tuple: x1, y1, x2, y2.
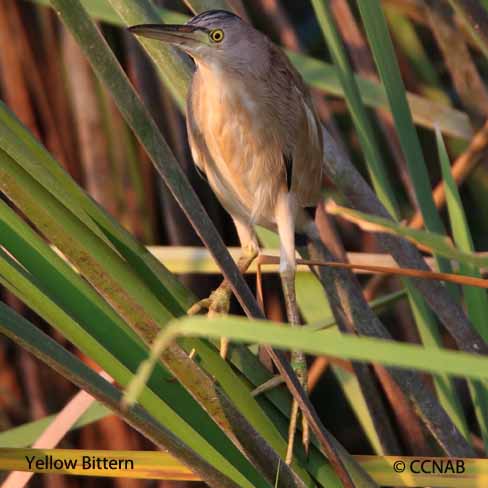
(189, 63, 288, 226)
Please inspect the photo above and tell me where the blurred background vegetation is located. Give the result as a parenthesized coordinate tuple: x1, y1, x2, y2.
(1, 0, 488, 487)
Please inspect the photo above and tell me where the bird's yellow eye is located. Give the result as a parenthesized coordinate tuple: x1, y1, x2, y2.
(209, 29, 224, 43)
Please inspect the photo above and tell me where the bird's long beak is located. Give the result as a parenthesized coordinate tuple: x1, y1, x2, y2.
(128, 24, 206, 48)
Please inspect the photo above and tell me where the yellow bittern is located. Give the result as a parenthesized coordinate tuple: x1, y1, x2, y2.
(130, 9, 324, 464)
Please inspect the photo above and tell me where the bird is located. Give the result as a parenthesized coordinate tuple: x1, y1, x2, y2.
(129, 9, 325, 464)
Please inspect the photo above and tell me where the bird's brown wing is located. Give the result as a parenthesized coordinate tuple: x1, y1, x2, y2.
(267, 42, 324, 208)
(293, 92, 324, 207)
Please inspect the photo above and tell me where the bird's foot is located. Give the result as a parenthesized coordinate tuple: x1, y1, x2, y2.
(251, 375, 285, 397)
(187, 285, 232, 358)
(286, 351, 309, 465)
(187, 285, 231, 317)
(251, 372, 311, 465)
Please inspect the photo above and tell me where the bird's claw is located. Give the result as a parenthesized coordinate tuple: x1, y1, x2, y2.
(187, 287, 232, 359)
(286, 350, 310, 464)
(252, 376, 310, 464)
(187, 286, 231, 317)
(187, 298, 211, 316)
(251, 375, 285, 397)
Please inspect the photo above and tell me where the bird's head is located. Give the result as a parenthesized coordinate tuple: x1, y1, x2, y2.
(129, 10, 262, 70)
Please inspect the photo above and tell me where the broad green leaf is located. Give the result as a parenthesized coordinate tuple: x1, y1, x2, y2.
(161, 316, 488, 382)
(0, 101, 191, 316)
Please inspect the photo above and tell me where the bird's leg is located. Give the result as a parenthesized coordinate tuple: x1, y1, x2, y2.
(187, 219, 259, 359)
(275, 193, 309, 465)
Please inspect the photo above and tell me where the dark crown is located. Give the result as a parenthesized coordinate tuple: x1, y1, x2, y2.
(187, 9, 240, 26)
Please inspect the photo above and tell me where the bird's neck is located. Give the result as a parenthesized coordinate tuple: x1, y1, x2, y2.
(194, 60, 266, 105)
(194, 62, 240, 100)
(195, 60, 237, 84)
